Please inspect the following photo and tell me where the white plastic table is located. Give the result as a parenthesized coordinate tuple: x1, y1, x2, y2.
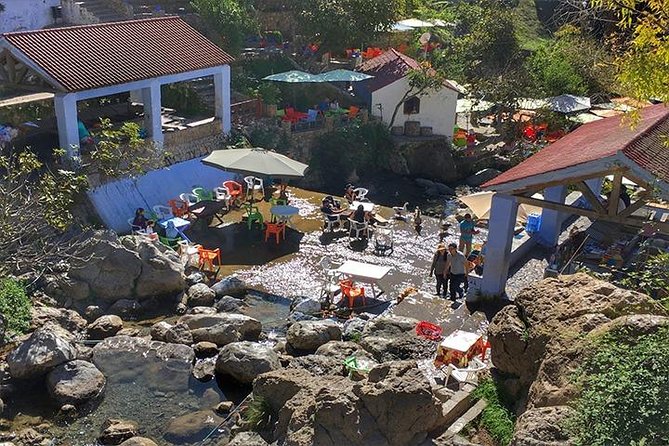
(351, 201, 375, 212)
(336, 260, 391, 298)
(270, 205, 299, 225)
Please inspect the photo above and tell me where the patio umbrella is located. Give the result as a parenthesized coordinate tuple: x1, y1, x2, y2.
(459, 191, 543, 223)
(397, 18, 438, 28)
(314, 69, 374, 83)
(546, 94, 591, 114)
(262, 70, 321, 83)
(202, 147, 309, 179)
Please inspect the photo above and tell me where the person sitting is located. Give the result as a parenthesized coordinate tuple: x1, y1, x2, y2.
(165, 220, 180, 240)
(329, 99, 340, 110)
(352, 204, 368, 223)
(323, 195, 341, 210)
(344, 184, 356, 204)
(132, 208, 154, 231)
(317, 98, 330, 114)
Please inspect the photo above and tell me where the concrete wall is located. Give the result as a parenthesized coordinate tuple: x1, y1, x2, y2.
(370, 77, 458, 139)
(61, 0, 98, 24)
(87, 156, 235, 233)
(1, 0, 59, 32)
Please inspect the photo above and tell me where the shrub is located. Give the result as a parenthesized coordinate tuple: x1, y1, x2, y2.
(567, 326, 669, 445)
(0, 278, 31, 341)
(471, 378, 516, 446)
(242, 395, 272, 431)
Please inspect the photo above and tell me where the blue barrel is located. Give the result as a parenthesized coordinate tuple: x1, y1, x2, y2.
(526, 213, 542, 233)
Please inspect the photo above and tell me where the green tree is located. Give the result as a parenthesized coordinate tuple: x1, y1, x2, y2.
(0, 278, 31, 342)
(191, 0, 258, 54)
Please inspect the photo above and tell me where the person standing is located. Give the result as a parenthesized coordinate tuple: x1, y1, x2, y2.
(446, 243, 467, 301)
(429, 243, 449, 296)
(459, 213, 476, 256)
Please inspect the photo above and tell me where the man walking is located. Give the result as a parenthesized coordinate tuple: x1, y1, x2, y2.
(459, 213, 477, 256)
(446, 243, 467, 301)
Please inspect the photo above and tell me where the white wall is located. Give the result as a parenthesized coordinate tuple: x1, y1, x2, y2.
(87, 157, 235, 233)
(0, 0, 60, 33)
(370, 77, 458, 139)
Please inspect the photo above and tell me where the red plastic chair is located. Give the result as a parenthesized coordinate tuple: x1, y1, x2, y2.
(223, 180, 243, 204)
(416, 321, 443, 341)
(197, 246, 221, 272)
(264, 222, 286, 244)
(168, 199, 189, 218)
(339, 279, 365, 309)
(347, 106, 360, 120)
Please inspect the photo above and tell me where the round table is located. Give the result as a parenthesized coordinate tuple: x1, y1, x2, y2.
(350, 201, 375, 212)
(270, 205, 299, 225)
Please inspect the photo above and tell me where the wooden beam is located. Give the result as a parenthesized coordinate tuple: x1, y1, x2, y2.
(6, 51, 16, 83)
(617, 191, 651, 218)
(511, 169, 620, 196)
(609, 172, 623, 216)
(574, 181, 606, 213)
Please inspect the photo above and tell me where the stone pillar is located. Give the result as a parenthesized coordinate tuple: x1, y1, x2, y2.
(480, 194, 519, 297)
(141, 82, 163, 147)
(54, 93, 80, 161)
(214, 65, 231, 134)
(538, 185, 567, 247)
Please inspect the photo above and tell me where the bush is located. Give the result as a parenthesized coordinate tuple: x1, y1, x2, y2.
(0, 278, 31, 341)
(242, 395, 272, 431)
(567, 326, 669, 445)
(471, 378, 516, 446)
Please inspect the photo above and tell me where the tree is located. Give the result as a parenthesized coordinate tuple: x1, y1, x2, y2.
(296, 0, 406, 53)
(191, 0, 258, 55)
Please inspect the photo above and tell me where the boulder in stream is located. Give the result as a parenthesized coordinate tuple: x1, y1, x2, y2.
(179, 313, 261, 346)
(87, 315, 123, 340)
(46, 359, 106, 406)
(286, 320, 342, 352)
(215, 341, 281, 384)
(98, 418, 139, 445)
(7, 326, 77, 379)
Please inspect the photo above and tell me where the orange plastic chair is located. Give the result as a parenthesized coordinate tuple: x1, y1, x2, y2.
(339, 279, 366, 309)
(168, 199, 189, 218)
(223, 180, 243, 199)
(347, 106, 359, 120)
(197, 246, 221, 272)
(264, 222, 286, 244)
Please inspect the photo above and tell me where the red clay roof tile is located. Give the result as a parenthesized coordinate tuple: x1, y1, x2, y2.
(2, 17, 234, 92)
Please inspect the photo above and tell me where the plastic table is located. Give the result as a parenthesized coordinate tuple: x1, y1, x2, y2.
(350, 201, 375, 213)
(270, 205, 299, 225)
(435, 330, 484, 367)
(336, 260, 391, 298)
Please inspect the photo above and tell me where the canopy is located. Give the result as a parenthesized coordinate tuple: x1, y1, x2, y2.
(202, 148, 309, 179)
(397, 18, 438, 28)
(546, 94, 591, 114)
(456, 98, 494, 114)
(315, 69, 373, 82)
(459, 191, 543, 223)
(262, 70, 321, 83)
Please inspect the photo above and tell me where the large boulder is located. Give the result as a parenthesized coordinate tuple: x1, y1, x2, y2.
(178, 313, 261, 346)
(211, 276, 247, 297)
(213, 296, 246, 313)
(164, 323, 194, 345)
(228, 432, 269, 446)
(286, 320, 342, 352)
(215, 341, 281, 384)
(358, 316, 436, 362)
(30, 306, 87, 333)
(87, 315, 123, 340)
(404, 140, 462, 183)
(118, 438, 158, 446)
(187, 284, 216, 307)
(69, 231, 185, 303)
(46, 360, 106, 405)
(98, 419, 139, 445)
(163, 410, 223, 443)
(510, 406, 573, 446)
(290, 296, 322, 315)
(7, 326, 77, 379)
(150, 321, 173, 341)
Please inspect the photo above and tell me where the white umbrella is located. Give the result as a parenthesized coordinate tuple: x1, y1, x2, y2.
(546, 94, 591, 114)
(397, 18, 438, 28)
(459, 191, 543, 223)
(202, 147, 308, 179)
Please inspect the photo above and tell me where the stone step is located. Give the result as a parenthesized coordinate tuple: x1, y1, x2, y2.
(445, 399, 488, 437)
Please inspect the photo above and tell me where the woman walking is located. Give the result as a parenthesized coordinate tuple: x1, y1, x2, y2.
(429, 243, 449, 296)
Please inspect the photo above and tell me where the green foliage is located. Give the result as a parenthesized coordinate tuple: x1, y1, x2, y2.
(191, 0, 258, 54)
(257, 82, 281, 104)
(310, 122, 394, 189)
(243, 395, 272, 431)
(161, 82, 208, 117)
(567, 326, 669, 445)
(472, 378, 516, 446)
(619, 252, 669, 304)
(0, 278, 31, 341)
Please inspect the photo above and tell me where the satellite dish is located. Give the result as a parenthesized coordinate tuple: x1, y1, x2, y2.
(419, 32, 431, 45)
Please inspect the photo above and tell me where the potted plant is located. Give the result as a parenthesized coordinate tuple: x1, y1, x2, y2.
(258, 83, 281, 117)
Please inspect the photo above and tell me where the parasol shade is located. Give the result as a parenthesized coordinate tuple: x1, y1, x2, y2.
(315, 69, 373, 82)
(262, 70, 321, 83)
(202, 148, 309, 179)
(459, 191, 543, 223)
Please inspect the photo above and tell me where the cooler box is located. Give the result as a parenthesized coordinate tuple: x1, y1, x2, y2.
(434, 330, 484, 368)
(526, 213, 542, 233)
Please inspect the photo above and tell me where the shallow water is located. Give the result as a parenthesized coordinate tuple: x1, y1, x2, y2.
(240, 291, 292, 334)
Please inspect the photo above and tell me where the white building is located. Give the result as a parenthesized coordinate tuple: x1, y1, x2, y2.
(358, 49, 461, 138)
(0, 0, 60, 33)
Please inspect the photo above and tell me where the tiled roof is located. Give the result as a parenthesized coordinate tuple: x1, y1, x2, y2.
(358, 49, 420, 91)
(2, 17, 234, 92)
(483, 103, 669, 189)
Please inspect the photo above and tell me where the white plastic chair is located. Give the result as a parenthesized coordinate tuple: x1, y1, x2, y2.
(244, 176, 264, 200)
(177, 240, 201, 267)
(214, 186, 231, 202)
(443, 357, 487, 389)
(348, 218, 370, 240)
(353, 187, 369, 201)
(322, 212, 345, 232)
(152, 205, 174, 220)
(318, 257, 342, 303)
(180, 192, 199, 206)
(127, 218, 142, 234)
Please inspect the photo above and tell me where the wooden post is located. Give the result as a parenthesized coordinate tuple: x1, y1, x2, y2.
(609, 172, 623, 216)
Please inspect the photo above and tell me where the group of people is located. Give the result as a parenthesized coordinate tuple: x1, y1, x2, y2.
(321, 194, 376, 226)
(132, 208, 179, 240)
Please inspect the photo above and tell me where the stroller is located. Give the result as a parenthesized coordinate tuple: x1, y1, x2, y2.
(373, 225, 394, 256)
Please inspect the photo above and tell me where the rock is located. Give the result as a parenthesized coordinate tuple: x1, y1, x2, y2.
(69, 231, 184, 303)
(76, 344, 94, 360)
(164, 410, 223, 443)
(98, 419, 139, 445)
(188, 306, 218, 315)
(43, 273, 90, 302)
(164, 323, 193, 345)
(465, 168, 502, 186)
(88, 315, 123, 340)
(178, 313, 261, 346)
(150, 321, 173, 341)
(510, 406, 573, 446)
(7, 327, 77, 379)
(215, 341, 281, 384)
(290, 296, 322, 315)
(211, 276, 247, 297)
(16, 428, 44, 445)
(108, 299, 141, 319)
(287, 311, 318, 323)
(0, 397, 3, 415)
(193, 357, 216, 381)
(359, 333, 436, 362)
(315, 341, 370, 361)
(84, 305, 105, 322)
(362, 315, 420, 337)
(286, 320, 342, 352)
(193, 341, 219, 357)
(432, 181, 456, 196)
(228, 432, 269, 446)
(116, 328, 140, 337)
(118, 438, 158, 446)
(60, 404, 77, 416)
(287, 354, 345, 376)
(343, 317, 367, 340)
(30, 306, 88, 333)
(214, 401, 234, 414)
(186, 271, 206, 286)
(213, 296, 246, 313)
(187, 283, 216, 307)
(46, 360, 106, 405)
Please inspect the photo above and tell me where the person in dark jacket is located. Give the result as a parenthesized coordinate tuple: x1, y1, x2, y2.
(429, 243, 449, 296)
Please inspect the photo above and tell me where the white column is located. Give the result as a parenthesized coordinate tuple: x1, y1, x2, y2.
(480, 194, 519, 297)
(538, 185, 567, 247)
(214, 64, 231, 134)
(54, 93, 80, 161)
(141, 81, 163, 147)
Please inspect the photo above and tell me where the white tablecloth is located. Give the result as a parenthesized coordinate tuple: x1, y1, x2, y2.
(350, 201, 375, 212)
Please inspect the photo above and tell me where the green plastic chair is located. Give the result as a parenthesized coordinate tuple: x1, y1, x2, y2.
(270, 197, 288, 206)
(245, 204, 264, 229)
(159, 235, 181, 250)
(193, 187, 214, 202)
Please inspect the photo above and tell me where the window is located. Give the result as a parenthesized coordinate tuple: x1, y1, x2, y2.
(403, 96, 420, 115)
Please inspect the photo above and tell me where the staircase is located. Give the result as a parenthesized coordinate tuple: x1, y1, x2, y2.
(77, 0, 130, 23)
